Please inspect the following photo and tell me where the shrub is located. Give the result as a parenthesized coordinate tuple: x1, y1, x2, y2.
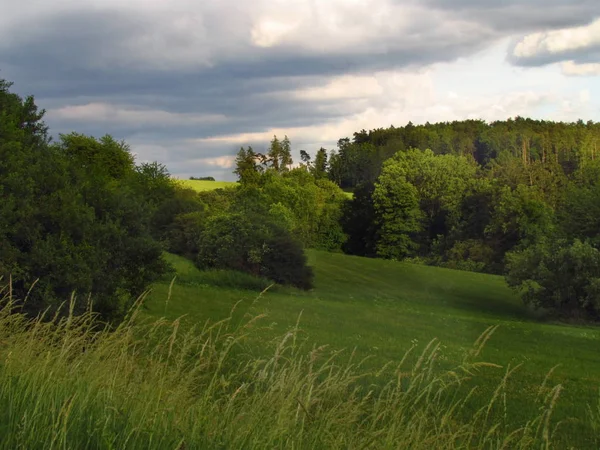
(197, 213, 313, 290)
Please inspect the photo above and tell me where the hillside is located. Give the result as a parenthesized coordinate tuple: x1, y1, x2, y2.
(145, 251, 600, 448)
(175, 179, 237, 192)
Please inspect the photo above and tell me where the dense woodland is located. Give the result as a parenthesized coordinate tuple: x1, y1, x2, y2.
(2, 78, 600, 322)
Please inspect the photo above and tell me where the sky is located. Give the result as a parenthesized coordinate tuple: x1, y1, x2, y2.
(1, 0, 600, 181)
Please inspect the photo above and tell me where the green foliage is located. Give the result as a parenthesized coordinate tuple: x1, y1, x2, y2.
(486, 184, 556, 253)
(326, 119, 600, 279)
(56, 133, 135, 180)
(373, 175, 422, 259)
(384, 149, 478, 239)
(151, 186, 205, 242)
(560, 172, 600, 245)
(506, 239, 600, 320)
(197, 213, 313, 289)
(267, 135, 293, 172)
(0, 79, 168, 320)
(230, 155, 348, 251)
(234, 145, 264, 185)
(371, 149, 478, 260)
(311, 147, 329, 179)
(165, 211, 207, 258)
(441, 239, 494, 273)
(268, 201, 297, 231)
(328, 118, 600, 190)
(197, 186, 238, 212)
(134, 161, 177, 206)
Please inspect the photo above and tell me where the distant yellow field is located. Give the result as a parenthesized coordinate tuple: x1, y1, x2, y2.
(175, 179, 237, 192)
(176, 178, 353, 198)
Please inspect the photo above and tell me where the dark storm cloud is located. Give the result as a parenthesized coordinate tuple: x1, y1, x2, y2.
(0, 4, 495, 156)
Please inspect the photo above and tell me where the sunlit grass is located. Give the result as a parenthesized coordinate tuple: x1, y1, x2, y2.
(144, 251, 600, 448)
(2, 283, 596, 449)
(175, 179, 237, 192)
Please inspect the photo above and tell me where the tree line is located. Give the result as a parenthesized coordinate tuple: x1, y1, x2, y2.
(320, 119, 600, 321)
(2, 76, 600, 322)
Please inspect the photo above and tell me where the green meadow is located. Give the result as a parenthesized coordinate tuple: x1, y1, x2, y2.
(1, 251, 599, 448)
(142, 251, 600, 449)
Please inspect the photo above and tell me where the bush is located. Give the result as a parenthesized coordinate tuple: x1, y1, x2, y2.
(506, 239, 600, 320)
(197, 213, 313, 290)
(260, 229, 314, 290)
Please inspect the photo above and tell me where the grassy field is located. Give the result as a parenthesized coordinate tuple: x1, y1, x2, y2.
(175, 179, 237, 192)
(1, 250, 599, 448)
(144, 250, 600, 448)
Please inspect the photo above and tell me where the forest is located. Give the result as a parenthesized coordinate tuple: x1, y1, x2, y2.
(234, 119, 600, 321)
(2, 78, 600, 322)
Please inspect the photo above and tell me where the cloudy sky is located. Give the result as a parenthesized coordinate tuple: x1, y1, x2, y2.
(2, 0, 600, 180)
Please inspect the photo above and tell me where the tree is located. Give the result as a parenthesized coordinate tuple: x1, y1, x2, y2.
(267, 135, 293, 173)
(506, 240, 600, 320)
(152, 186, 205, 243)
(312, 148, 328, 179)
(0, 78, 169, 320)
(559, 166, 600, 245)
(56, 133, 135, 180)
(280, 136, 293, 170)
(234, 146, 263, 184)
(134, 161, 177, 208)
(373, 148, 477, 253)
(299, 149, 311, 167)
(485, 184, 556, 257)
(373, 174, 423, 260)
(166, 211, 206, 258)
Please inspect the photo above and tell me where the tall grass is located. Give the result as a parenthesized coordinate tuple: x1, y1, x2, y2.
(0, 284, 597, 449)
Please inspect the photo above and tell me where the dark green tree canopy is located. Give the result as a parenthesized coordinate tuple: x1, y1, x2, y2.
(0, 79, 169, 321)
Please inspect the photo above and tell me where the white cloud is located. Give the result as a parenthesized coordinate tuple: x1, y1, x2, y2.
(513, 18, 600, 60)
(294, 75, 385, 100)
(199, 156, 236, 169)
(562, 60, 600, 76)
(251, 19, 300, 48)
